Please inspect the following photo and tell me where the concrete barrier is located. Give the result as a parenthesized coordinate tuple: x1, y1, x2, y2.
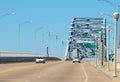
(0, 57, 61, 64)
(0, 52, 61, 63)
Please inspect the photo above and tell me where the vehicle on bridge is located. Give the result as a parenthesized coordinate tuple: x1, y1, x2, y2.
(35, 57, 46, 63)
(72, 57, 80, 63)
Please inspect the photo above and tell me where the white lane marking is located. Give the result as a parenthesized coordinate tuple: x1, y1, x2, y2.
(81, 64, 88, 82)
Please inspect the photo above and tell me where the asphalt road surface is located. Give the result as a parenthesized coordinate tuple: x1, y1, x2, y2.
(0, 61, 112, 82)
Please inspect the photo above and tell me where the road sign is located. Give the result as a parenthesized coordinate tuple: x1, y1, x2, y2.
(80, 43, 98, 49)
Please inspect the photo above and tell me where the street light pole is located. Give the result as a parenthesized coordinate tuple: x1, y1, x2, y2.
(99, 31, 102, 68)
(95, 40, 97, 67)
(18, 20, 32, 52)
(18, 24, 21, 52)
(113, 12, 119, 77)
(106, 26, 110, 71)
(94, 36, 98, 67)
(34, 27, 44, 53)
(56, 35, 58, 55)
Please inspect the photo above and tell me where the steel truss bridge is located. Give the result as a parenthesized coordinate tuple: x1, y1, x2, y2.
(65, 18, 106, 60)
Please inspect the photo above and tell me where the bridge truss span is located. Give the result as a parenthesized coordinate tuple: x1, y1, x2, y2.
(65, 18, 106, 60)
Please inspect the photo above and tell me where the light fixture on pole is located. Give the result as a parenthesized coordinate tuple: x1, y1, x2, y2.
(113, 12, 119, 77)
(0, 12, 15, 19)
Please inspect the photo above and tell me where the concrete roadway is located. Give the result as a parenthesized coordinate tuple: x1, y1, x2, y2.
(0, 61, 112, 82)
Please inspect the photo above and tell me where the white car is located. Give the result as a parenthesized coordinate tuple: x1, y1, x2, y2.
(72, 58, 80, 63)
(36, 57, 46, 63)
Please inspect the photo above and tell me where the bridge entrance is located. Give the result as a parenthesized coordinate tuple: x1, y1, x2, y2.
(65, 18, 106, 60)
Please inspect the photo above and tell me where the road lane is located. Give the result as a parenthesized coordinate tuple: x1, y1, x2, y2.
(0, 61, 62, 74)
(0, 61, 112, 82)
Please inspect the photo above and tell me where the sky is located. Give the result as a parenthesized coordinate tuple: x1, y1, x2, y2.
(0, 0, 120, 59)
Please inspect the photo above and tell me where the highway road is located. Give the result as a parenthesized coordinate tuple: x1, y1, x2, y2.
(0, 61, 112, 82)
